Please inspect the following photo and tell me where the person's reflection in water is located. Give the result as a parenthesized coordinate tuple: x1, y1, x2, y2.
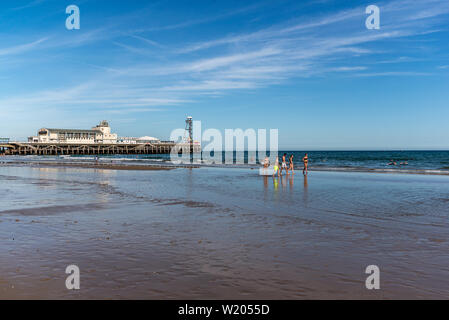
(303, 174, 308, 205)
(263, 175, 269, 201)
(288, 173, 295, 198)
(273, 175, 279, 193)
(280, 175, 287, 191)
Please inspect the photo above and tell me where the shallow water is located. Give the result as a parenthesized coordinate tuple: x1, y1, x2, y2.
(1, 165, 449, 299)
(3, 150, 449, 174)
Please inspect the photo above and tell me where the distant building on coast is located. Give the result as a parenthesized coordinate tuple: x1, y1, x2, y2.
(27, 120, 160, 145)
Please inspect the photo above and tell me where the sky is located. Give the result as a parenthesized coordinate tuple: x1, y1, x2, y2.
(0, 0, 448, 150)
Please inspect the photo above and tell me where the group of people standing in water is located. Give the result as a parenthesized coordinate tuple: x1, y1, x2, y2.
(388, 159, 408, 166)
(263, 153, 309, 176)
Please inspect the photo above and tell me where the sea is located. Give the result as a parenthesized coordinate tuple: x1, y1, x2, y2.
(2, 150, 449, 174)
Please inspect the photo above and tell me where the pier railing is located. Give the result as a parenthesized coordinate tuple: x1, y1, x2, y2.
(0, 142, 201, 156)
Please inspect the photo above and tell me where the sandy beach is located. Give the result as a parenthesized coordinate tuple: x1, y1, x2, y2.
(1, 162, 448, 299)
(0, 161, 179, 171)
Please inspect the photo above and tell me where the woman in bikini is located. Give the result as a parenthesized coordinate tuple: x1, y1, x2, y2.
(289, 154, 294, 175)
(302, 153, 309, 175)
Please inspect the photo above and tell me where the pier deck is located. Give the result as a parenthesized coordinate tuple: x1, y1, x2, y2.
(0, 142, 200, 156)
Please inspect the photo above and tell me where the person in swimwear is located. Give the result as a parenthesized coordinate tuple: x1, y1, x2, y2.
(302, 153, 309, 175)
(263, 156, 270, 168)
(289, 154, 294, 174)
(280, 153, 288, 175)
(273, 156, 280, 177)
(260, 156, 270, 175)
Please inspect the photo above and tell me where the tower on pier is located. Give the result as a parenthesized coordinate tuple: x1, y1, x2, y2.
(185, 116, 193, 162)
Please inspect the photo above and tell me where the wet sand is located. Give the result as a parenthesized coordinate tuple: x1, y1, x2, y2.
(1, 165, 449, 299)
(1, 161, 177, 171)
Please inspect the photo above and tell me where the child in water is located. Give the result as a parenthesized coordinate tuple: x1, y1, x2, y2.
(273, 156, 280, 177)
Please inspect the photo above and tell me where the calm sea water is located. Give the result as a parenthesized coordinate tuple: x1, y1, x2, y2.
(2, 150, 449, 174)
(282, 150, 449, 172)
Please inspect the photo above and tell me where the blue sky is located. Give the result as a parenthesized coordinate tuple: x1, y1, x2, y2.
(0, 0, 448, 149)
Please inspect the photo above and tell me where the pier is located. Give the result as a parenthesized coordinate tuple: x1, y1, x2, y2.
(0, 118, 201, 156)
(0, 142, 200, 156)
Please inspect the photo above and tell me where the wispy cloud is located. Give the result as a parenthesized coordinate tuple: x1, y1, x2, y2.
(0, 38, 48, 56)
(0, 81, 191, 111)
(331, 66, 368, 72)
(129, 35, 164, 48)
(354, 71, 433, 77)
(106, 108, 164, 114)
(137, 1, 271, 33)
(159, 80, 258, 92)
(184, 48, 281, 72)
(11, 0, 47, 11)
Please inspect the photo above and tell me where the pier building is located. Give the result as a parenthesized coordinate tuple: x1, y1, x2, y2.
(30, 120, 118, 144)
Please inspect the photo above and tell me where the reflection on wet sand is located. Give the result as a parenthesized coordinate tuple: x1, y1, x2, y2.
(280, 175, 287, 191)
(303, 174, 308, 205)
(289, 175, 294, 189)
(1, 166, 449, 299)
(263, 175, 268, 189)
(262, 174, 298, 192)
(273, 175, 279, 192)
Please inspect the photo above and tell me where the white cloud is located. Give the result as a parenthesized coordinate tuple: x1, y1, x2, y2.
(183, 47, 281, 72)
(331, 66, 368, 72)
(0, 81, 191, 111)
(0, 38, 48, 56)
(354, 71, 433, 77)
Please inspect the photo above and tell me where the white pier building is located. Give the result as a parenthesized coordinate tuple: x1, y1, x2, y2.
(29, 120, 118, 144)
